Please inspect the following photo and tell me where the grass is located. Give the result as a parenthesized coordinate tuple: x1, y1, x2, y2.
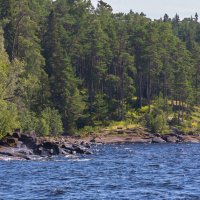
(104, 121, 139, 131)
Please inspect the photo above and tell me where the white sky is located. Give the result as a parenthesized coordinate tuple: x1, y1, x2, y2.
(91, 0, 199, 19)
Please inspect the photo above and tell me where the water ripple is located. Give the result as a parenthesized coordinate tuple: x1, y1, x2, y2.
(1, 144, 200, 199)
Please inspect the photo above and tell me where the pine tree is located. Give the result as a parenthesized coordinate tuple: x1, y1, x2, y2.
(43, 8, 85, 133)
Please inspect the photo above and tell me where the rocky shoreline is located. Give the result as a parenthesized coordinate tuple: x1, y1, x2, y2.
(91, 127, 200, 144)
(0, 127, 200, 160)
(0, 131, 92, 161)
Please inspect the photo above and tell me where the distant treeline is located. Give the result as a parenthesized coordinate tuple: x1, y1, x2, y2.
(0, 0, 199, 136)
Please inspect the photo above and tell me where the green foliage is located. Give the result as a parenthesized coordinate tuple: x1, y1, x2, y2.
(90, 94, 108, 123)
(39, 107, 63, 136)
(19, 111, 38, 133)
(36, 118, 50, 136)
(180, 120, 193, 134)
(0, 100, 20, 139)
(145, 108, 168, 133)
(126, 110, 140, 124)
(140, 106, 150, 114)
(20, 108, 63, 136)
(0, 1, 200, 135)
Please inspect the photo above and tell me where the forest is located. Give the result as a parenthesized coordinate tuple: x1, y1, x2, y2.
(0, 0, 200, 138)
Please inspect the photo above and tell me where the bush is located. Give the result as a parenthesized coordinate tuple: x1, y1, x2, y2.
(19, 108, 63, 136)
(20, 111, 38, 132)
(180, 120, 193, 133)
(37, 118, 49, 136)
(126, 110, 140, 123)
(140, 106, 150, 113)
(0, 100, 20, 139)
(145, 108, 167, 133)
(38, 107, 63, 136)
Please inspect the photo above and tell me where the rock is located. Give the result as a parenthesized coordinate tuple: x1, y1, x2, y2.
(0, 132, 94, 159)
(80, 141, 91, 148)
(26, 131, 37, 139)
(161, 134, 179, 143)
(90, 138, 96, 143)
(12, 132, 21, 139)
(124, 130, 134, 134)
(34, 141, 62, 156)
(181, 135, 200, 143)
(165, 136, 179, 143)
(188, 131, 194, 136)
(72, 144, 92, 155)
(42, 141, 60, 155)
(19, 132, 38, 149)
(15, 148, 33, 156)
(146, 133, 155, 138)
(131, 138, 152, 143)
(61, 143, 92, 154)
(0, 137, 19, 147)
(59, 148, 69, 155)
(0, 147, 31, 160)
(16, 141, 23, 148)
(152, 137, 166, 143)
(154, 133, 161, 137)
(116, 130, 124, 134)
(14, 128, 21, 133)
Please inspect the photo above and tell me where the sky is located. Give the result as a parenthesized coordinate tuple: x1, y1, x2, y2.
(91, 0, 199, 19)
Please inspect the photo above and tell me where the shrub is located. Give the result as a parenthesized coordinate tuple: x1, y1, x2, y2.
(145, 108, 167, 133)
(36, 118, 49, 136)
(126, 110, 140, 123)
(20, 111, 38, 132)
(19, 108, 63, 136)
(0, 100, 20, 139)
(140, 106, 150, 113)
(39, 107, 63, 136)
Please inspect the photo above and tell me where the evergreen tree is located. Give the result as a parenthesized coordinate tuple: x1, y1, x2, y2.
(43, 8, 85, 133)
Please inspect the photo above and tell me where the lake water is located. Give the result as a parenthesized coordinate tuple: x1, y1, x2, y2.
(0, 144, 200, 200)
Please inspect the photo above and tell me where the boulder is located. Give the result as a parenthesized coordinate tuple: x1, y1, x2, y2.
(162, 134, 179, 143)
(72, 144, 92, 155)
(34, 141, 62, 156)
(165, 136, 179, 143)
(152, 137, 166, 143)
(42, 141, 61, 155)
(19, 132, 38, 149)
(80, 141, 91, 148)
(12, 131, 21, 139)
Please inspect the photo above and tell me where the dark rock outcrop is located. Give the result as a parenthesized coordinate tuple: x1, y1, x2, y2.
(0, 132, 93, 160)
(19, 132, 38, 149)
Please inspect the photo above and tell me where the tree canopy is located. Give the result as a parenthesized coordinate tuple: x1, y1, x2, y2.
(0, 0, 200, 136)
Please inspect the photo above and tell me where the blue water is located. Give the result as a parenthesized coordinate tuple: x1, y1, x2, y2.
(0, 144, 200, 200)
